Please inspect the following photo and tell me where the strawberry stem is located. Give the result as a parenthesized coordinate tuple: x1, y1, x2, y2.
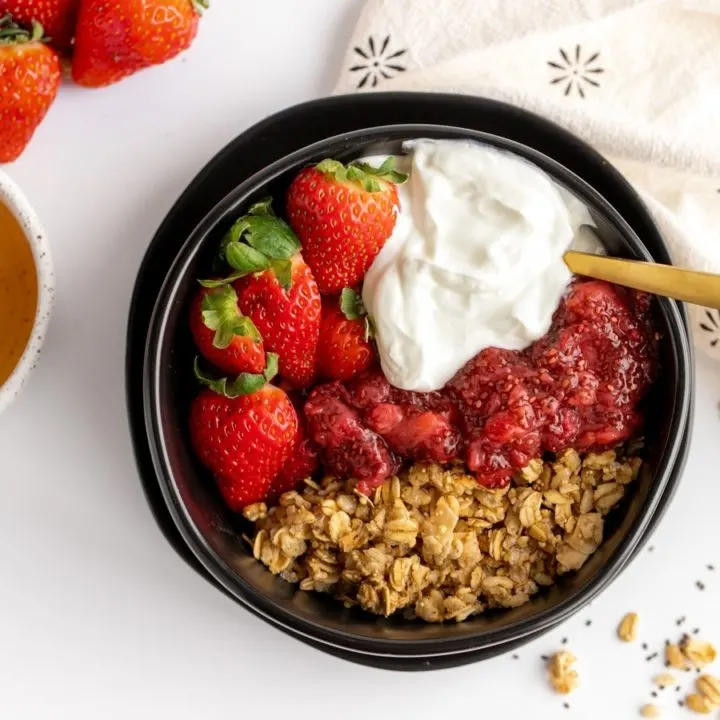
(0, 17, 47, 45)
(191, 0, 210, 15)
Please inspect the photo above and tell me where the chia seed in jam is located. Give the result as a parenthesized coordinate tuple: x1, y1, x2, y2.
(304, 279, 659, 495)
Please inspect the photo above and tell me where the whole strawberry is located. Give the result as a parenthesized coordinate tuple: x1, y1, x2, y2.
(72, 0, 208, 88)
(0, 0, 80, 51)
(317, 288, 376, 381)
(0, 17, 60, 163)
(189, 284, 265, 376)
(206, 198, 321, 388)
(190, 356, 298, 511)
(286, 158, 407, 294)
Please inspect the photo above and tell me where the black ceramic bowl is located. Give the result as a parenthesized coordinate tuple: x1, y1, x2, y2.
(143, 124, 692, 664)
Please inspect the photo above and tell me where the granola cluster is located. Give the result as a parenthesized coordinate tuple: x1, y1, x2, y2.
(245, 448, 641, 622)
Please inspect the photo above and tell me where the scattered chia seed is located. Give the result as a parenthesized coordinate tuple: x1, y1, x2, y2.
(646, 653, 659, 662)
(563, 703, 570, 710)
(696, 581, 706, 591)
(676, 686, 682, 692)
(585, 619, 592, 627)
(665, 639, 670, 646)
(676, 616, 686, 626)
(708, 564, 715, 571)
(664, 661, 671, 668)
(696, 668, 702, 674)
(678, 700, 685, 707)
(642, 643, 648, 650)
(561, 637, 568, 645)
(512, 654, 519, 660)
(648, 545, 655, 552)
(541, 655, 549, 661)
(651, 691, 658, 698)
(693, 628, 700, 635)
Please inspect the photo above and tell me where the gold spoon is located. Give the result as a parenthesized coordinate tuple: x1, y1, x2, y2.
(564, 251, 720, 308)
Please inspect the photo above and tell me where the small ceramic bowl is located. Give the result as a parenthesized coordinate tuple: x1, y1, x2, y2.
(0, 170, 55, 417)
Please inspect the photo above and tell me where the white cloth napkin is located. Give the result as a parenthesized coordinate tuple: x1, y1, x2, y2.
(333, 0, 720, 360)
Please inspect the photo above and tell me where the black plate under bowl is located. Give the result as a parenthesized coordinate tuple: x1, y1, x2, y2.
(141, 122, 692, 664)
(126, 94, 693, 668)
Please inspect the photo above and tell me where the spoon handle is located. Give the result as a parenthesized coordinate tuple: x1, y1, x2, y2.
(563, 251, 720, 308)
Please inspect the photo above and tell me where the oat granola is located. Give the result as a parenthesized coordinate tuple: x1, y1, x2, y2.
(245, 448, 641, 622)
(696, 675, 720, 706)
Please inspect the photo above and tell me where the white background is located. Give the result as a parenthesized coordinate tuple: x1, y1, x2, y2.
(2, 2, 719, 718)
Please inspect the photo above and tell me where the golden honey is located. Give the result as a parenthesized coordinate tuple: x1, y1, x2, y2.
(0, 201, 37, 387)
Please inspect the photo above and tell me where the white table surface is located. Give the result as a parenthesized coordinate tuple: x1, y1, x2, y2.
(2, 2, 719, 718)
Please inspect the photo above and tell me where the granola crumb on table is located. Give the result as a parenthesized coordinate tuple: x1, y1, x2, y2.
(618, 612, 639, 642)
(695, 674, 720, 705)
(654, 673, 676, 689)
(548, 650, 580, 694)
(244, 448, 642, 622)
(685, 693, 713, 714)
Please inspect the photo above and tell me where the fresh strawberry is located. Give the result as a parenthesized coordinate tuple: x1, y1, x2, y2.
(235, 258, 320, 389)
(317, 288, 376, 381)
(189, 284, 265, 376)
(205, 198, 321, 389)
(286, 158, 407, 294)
(0, 0, 80, 51)
(267, 418, 319, 501)
(190, 355, 298, 511)
(0, 17, 60, 163)
(71, 0, 208, 88)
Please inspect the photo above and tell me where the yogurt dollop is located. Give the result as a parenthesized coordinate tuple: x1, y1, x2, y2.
(361, 140, 603, 392)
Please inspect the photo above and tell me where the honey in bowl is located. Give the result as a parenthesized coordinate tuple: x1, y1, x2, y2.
(0, 201, 37, 387)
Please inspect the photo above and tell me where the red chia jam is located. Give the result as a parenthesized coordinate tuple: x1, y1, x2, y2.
(304, 279, 660, 495)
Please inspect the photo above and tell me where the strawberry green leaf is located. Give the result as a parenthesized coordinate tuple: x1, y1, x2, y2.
(346, 165, 382, 192)
(243, 216, 300, 259)
(351, 157, 409, 186)
(230, 373, 267, 396)
(198, 275, 245, 289)
(201, 285, 261, 348)
(191, 0, 209, 15)
(315, 159, 345, 177)
(247, 197, 275, 217)
(316, 157, 408, 193)
(194, 358, 266, 398)
(270, 259, 293, 292)
(226, 241, 270, 275)
(222, 215, 299, 262)
(264, 352, 280, 383)
(0, 16, 46, 44)
(339, 287, 367, 321)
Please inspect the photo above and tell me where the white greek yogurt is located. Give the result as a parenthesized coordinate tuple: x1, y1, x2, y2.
(361, 140, 604, 392)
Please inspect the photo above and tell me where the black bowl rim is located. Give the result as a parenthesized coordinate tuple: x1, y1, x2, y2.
(143, 123, 692, 659)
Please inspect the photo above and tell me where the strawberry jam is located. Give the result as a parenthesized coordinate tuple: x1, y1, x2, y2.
(304, 279, 658, 494)
(305, 372, 461, 495)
